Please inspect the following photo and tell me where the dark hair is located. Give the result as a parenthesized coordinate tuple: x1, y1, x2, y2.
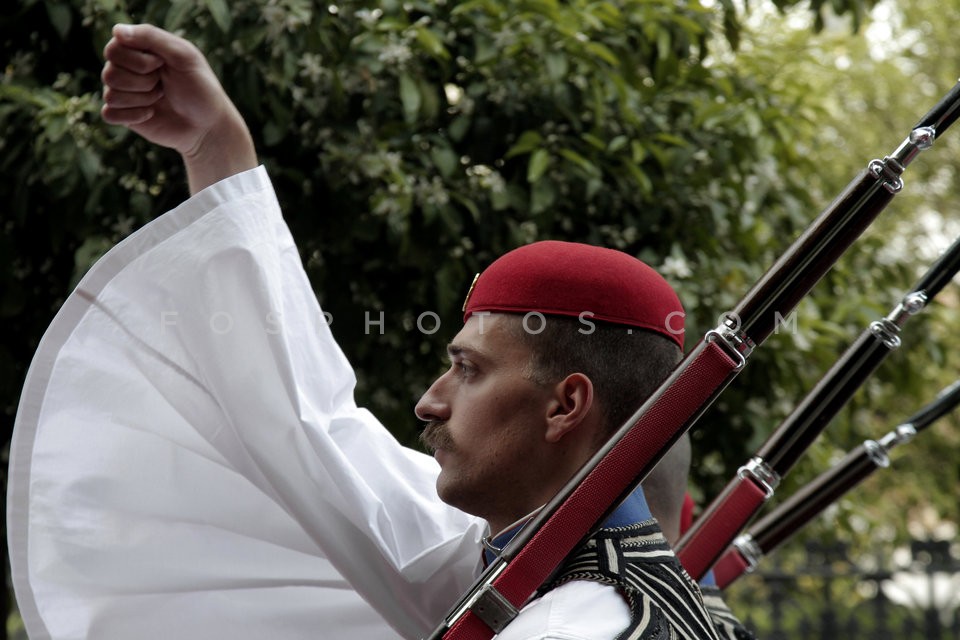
(507, 315, 682, 442)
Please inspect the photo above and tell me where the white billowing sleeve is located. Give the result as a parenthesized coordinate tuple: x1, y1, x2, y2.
(492, 581, 630, 640)
(7, 166, 486, 640)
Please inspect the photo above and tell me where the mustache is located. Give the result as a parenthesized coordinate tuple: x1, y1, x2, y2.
(420, 421, 455, 454)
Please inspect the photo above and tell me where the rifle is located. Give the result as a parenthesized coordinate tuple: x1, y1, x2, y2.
(676, 231, 960, 581)
(712, 379, 960, 589)
(426, 81, 960, 640)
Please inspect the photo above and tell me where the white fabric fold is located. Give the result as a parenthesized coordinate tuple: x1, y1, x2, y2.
(8, 167, 485, 640)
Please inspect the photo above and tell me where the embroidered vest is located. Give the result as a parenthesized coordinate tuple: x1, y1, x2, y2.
(540, 520, 746, 640)
(700, 586, 757, 640)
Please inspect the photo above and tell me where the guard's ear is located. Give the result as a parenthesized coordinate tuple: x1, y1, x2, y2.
(544, 372, 594, 443)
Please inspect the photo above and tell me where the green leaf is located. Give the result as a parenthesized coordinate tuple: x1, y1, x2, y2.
(654, 132, 690, 147)
(558, 148, 598, 176)
(491, 184, 511, 211)
(506, 130, 544, 158)
(607, 135, 628, 152)
(582, 133, 607, 150)
(430, 146, 459, 178)
(204, 0, 232, 32)
(630, 140, 648, 163)
(42, 114, 70, 144)
(624, 162, 653, 196)
(418, 77, 440, 121)
(544, 53, 568, 80)
(414, 26, 450, 60)
(448, 115, 471, 142)
(45, 1, 72, 39)
(527, 148, 551, 183)
(657, 27, 673, 61)
(584, 42, 619, 67)
(529, 176, 555, 214)
(399, 73, 421, 124)
(77, 147, 102, 185)
(164, 0, 194, 31)
(450, 192, 481, 222)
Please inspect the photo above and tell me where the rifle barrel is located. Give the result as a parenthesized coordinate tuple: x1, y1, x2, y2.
(678, 230, 960, 581)
(713, 377, 960, 589)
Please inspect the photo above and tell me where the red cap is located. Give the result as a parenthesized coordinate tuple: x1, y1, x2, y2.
(463, 240, 684, 348)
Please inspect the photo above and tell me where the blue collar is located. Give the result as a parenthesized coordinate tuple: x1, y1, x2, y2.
(700, 568, 717, 588)
(482, 486, 653, 566)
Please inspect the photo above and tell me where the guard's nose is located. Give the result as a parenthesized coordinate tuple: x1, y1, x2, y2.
(414, 372, 451, 423)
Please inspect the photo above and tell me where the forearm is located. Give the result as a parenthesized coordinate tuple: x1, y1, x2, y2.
(182, 105, 258, 195)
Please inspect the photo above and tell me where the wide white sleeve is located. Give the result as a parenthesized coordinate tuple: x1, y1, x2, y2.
(7, 166, 486, 640)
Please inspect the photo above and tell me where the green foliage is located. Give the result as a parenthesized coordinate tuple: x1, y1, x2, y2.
(723, 1, 960, 549)
(773, 0, 879, 31)
(0, 0, 940, 487)
(0, 3, 183, 441)
(713, 0, 881, 49)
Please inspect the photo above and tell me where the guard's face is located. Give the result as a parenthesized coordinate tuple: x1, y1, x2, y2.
(415, 313, 554, 528)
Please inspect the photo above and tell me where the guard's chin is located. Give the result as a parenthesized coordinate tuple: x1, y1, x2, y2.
(434, 473, 458, 508)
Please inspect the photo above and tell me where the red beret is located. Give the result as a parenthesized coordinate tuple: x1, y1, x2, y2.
(463, 240, 684, 348)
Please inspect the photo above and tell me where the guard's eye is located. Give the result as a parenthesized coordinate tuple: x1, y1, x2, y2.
(450, 358, 476, 378)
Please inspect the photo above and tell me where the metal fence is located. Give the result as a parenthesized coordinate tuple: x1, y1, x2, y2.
(724, 538, 960, 639)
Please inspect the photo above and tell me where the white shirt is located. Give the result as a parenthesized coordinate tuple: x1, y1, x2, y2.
(494, 582, 630, 640)
(8, 166, 630, 639)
